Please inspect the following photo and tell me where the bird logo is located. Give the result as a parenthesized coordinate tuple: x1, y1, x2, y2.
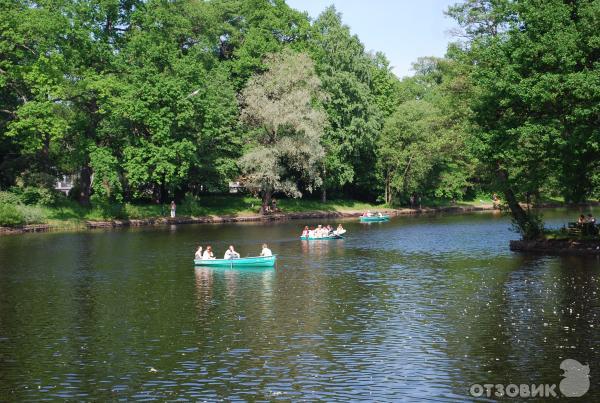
(559, 359, 590, 397)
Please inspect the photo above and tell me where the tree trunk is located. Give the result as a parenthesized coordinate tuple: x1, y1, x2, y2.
(79, 164, 92, 206)
(502, 186, 528, 228)
(385, 170, 391, 205)
(159, 181, 167, 204)
(496, 166, 532, 236)
(260, 189, 272, 215)
(153, 184, 161, 204)
(321, 166, 327, 203)
(384, 183, 388, 205)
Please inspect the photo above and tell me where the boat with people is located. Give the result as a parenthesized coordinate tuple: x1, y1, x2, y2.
(360, 211, 390, 222)
(300, 234, 344, 241)
(194, 255, 276, 268)
(194, 243, 275, 267)
(300, 224, 346, 240)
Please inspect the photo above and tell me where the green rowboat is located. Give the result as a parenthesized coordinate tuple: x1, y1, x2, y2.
(194, 255, 276, 267)
(359, 215, 390, 222)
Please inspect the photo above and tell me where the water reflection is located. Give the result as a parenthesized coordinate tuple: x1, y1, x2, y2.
(1, 210, 599, 400)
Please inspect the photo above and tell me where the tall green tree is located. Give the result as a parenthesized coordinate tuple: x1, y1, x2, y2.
(448, 0, 600, 238)
(215, 0, 311, 90)
(238, 49, 327, 213)
(309, 6, 385, 201)
(378, 100, 444, 204)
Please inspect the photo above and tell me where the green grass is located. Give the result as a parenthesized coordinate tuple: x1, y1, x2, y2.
(543, 227, 599, 241)
(277, 198, 382, 213)
(35, 196, 383, 225)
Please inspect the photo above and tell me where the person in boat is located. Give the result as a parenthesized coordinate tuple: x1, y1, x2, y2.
(195, 246, 203, 259)
(334, 224, 346, 235)
(202, 245, 215, 260)
(260, 243, 272, 256)
(224, 245, 240, 259)
(316, 224, 324, 238)
(578, 214, 586, 225)
(364, 210, 372, 217)
(587, 214, 596, 225)
(377, 212, 383, 217)
(301, 226, 309, 237)
(327, 225, 334, 235)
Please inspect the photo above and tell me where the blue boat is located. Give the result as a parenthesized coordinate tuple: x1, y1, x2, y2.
(300, 235, 344, 240)
(194, 255, 276, 267)
(359, 215, 390, 222)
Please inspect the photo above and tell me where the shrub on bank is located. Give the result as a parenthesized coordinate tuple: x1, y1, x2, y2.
(6, 186, 63, 206)
(17, 205, 47, 224)
(0, 204, 25, 227)
(0, 190, 48, 227)
(0, 191, 22, 206)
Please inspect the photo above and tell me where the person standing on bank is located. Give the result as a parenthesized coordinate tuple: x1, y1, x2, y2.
(170, 200, 176, 218)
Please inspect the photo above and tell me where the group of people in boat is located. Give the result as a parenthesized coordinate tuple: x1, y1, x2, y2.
(194, 244, 272, 260)
(301, 224, 346, 238)
(576, 214, 598, 236)
(361, 210, 385, 217)
(577, 214, 596, 225)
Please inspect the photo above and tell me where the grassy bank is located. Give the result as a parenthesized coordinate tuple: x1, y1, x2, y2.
(4, 191, 592, 230)
(0, 191, 544, 229)
(0, 195, 387, 229)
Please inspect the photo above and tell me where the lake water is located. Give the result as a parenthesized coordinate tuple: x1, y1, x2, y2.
(1, 209, 599, 401)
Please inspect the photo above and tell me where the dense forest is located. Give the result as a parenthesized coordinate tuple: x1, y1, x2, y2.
(1, 0, 598, 237)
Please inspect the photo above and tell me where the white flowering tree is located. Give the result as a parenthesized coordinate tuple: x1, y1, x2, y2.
(239, 49, 327, 213)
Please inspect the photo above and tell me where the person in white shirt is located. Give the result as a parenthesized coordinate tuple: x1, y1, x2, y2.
(194, 246, 203, 259)
(224, 245, 240, 259)
(334, 224, 346, 235)
(260, 243, 272, 257)
(202, 245, 215, 260)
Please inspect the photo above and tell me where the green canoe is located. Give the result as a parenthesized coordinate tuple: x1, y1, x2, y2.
(359, 215, 390, 222)
(194, 255, 276, 267)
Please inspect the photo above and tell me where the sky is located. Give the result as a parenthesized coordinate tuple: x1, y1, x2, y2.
(285, 0, 459, 78)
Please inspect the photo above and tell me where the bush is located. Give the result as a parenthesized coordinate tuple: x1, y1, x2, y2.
(0, 191, 48, 226)
(16, 205, 46, 224)
(0, 204, 25, 227)
(181, 193, 203, 216)
(90, 195, 127, 219)
(0, 191, 22, 205)
(10, 186, 60, 206)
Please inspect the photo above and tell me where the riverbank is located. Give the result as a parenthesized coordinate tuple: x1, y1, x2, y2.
(2, 197, 598, 237)
(510, 238, 600, 255)
(0, 202, 497, 235)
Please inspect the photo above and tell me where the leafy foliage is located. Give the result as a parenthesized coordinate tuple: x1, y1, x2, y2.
(0, 0, 597, 231)
(239, 50, 327, 210)
(447, 0, 600, 237)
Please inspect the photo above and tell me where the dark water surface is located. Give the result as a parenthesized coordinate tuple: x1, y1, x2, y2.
(1, 209, 599, 401)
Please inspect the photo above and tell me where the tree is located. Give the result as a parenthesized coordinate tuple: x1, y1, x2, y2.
(238, 49, 327, 213)
(215, 0, 311, 90)
(309, 6, 385, 201)
(378, 100, 444, 204)
(377, 55, 477, 205)
(448, 0, 600, 238)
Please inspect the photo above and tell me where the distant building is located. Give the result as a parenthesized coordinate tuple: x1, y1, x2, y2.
(228, 181, 244, 194)
(55, 175, 74, 195)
